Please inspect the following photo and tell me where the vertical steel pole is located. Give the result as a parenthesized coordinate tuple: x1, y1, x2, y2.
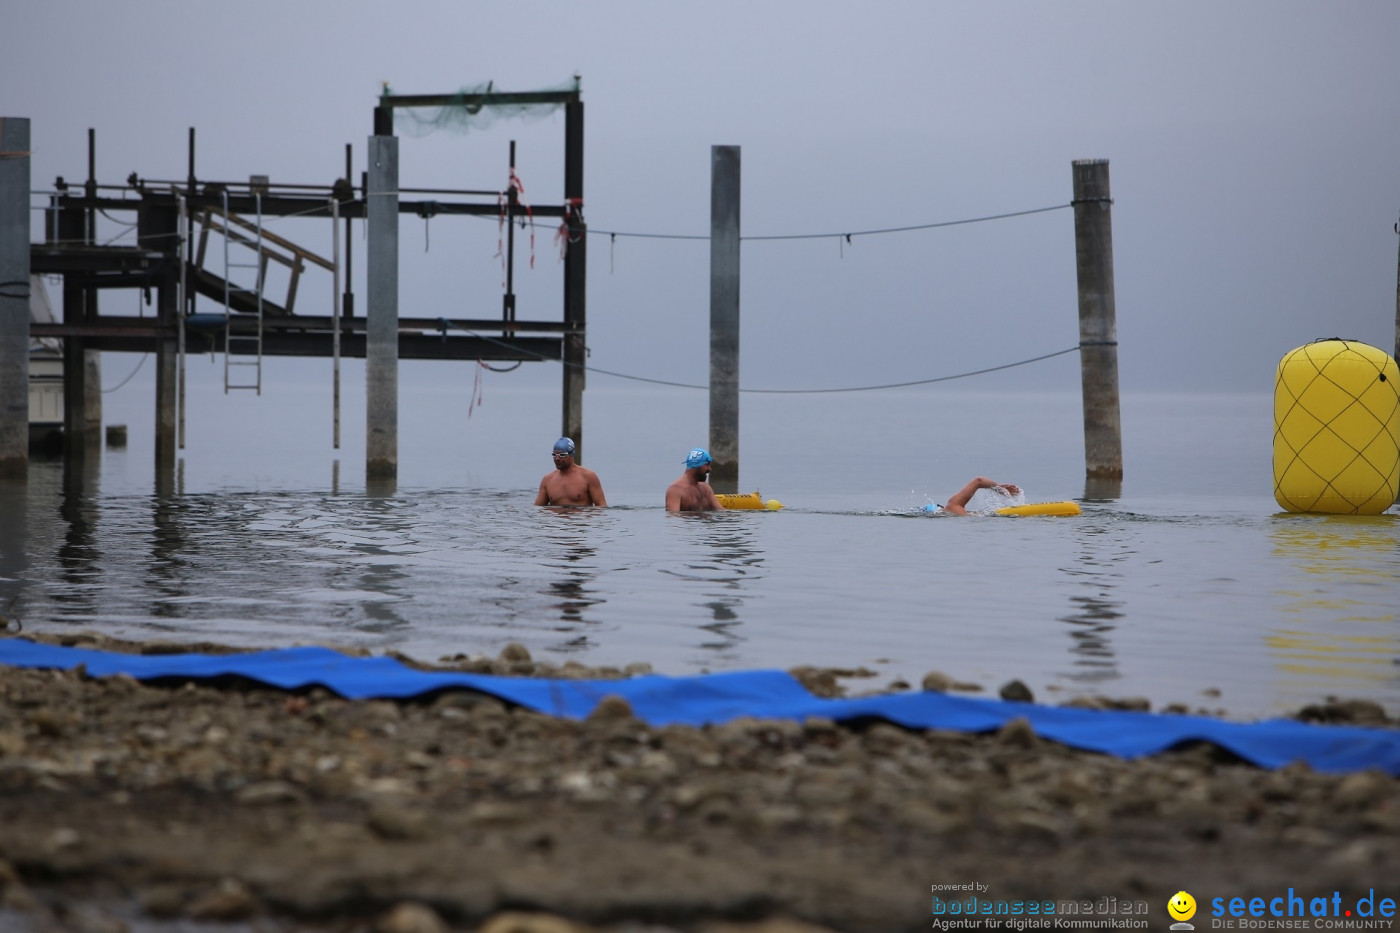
(504, 140, 516, 325)
(0, 117, 29, 477)
(83, 130, 101, 443)
(709, 145, 741, 493)
(140, 197, 180, 483)
(177, 194, 187, 450)
(331, 196, 341, 450)
(366, 113, 398, 482)
(1072, 159, 1123, 487)
(59, 202, 90, 461)
(343, 143, 354, 321)
(562, 99, 586, 460)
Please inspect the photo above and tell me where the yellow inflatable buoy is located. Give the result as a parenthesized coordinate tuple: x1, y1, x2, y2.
(716, 492, 783, 510)
(1273, 339, 1400, 514)
(994, 501, 1082, 517)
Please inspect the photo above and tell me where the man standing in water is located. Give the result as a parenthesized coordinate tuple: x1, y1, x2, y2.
(939, 476, 1021, 515)
(535, 437, 607, 507)
(666, 448, 726, 512)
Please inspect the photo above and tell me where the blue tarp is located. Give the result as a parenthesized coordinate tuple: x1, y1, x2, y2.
(2, 639, 1398, 775)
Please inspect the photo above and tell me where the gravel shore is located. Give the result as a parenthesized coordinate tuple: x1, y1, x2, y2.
(0, 633, 1397, 933)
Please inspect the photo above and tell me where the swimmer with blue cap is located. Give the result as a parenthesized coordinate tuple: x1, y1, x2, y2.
(666, 447, 725, 511)
(927, 476, 1021, 515)
(535, 436, 607, 507)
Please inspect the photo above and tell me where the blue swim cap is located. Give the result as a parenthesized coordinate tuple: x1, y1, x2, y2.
(684, 448, 713, 468)
(553, 437, 576, 455)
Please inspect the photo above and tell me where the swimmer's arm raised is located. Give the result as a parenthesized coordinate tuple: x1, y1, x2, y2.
(944, 476, 1018, 515)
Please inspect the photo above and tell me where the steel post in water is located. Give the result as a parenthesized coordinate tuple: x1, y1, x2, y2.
(366, 132, 399, 482)
(60, 273, 90, 459)
(0, 117, 30, 477)
(331, 196, 341, 451)
(83, 130, 101, 445)
(1072, 159, 1123, 486)
(709, 145, 741, 493)
(138, 197, 180, 479)
(56, 202, 95, 462)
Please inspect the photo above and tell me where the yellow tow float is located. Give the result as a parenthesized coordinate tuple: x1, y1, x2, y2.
(716, 492, 784, 510)
(993, 501, 1082, 517)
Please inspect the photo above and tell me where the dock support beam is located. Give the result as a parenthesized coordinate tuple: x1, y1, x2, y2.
(138, 195, 180, 483)
(709, 145, 741, 493)
(57, 202, 100, 460)
(1072, 159, 1123, 494)
(0, 117, 29, 477)
(561, 100, 586, 459)
(366, 117, 399, 483)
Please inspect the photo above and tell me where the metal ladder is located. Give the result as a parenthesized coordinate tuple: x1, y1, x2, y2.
(220, 189, 264, 394)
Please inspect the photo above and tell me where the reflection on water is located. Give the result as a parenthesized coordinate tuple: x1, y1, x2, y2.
(1268, 515, 1400, 689)
(1056, 523, 1127, 686)
(537, 507, 607, 653)
(0, 477, 26, 632)
(661, 513, 766, 662)
(146, 491, 189, 619)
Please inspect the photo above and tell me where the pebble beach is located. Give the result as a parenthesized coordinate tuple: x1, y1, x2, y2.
(0, 632, 1397, 933)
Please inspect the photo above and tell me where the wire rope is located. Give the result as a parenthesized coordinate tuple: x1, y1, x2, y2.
(439, 318, 1080, 394)
(102, 354, 148, 393)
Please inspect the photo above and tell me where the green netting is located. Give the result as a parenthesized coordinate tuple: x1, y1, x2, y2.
(385, 78, 580, 138)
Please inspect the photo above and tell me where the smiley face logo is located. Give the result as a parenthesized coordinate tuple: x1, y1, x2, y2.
(1168, 891, 1197, 923)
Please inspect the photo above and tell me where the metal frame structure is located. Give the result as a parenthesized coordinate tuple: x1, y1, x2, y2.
(26, 84, 587, 469)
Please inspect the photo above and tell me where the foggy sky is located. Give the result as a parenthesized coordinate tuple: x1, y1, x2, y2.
(5, 0, 1399, 402)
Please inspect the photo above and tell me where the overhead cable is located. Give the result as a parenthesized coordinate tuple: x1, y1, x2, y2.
(439, 318, 1080, 393)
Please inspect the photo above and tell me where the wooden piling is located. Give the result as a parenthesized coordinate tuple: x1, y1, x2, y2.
(709, 145, 741, 493)
(0, 118, 29, 477)
(1071, 159, 1123, 484)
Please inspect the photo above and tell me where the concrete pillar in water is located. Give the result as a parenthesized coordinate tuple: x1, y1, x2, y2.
(0, 117, 29, 477)
(709, 145, 740, 493)
(1071, 159, 1123, 490)
(366, 127, 399, 482)
(561, 100, 587, 460)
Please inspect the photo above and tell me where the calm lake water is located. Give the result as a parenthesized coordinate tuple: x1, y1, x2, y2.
(1, 367, 1397, 721)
